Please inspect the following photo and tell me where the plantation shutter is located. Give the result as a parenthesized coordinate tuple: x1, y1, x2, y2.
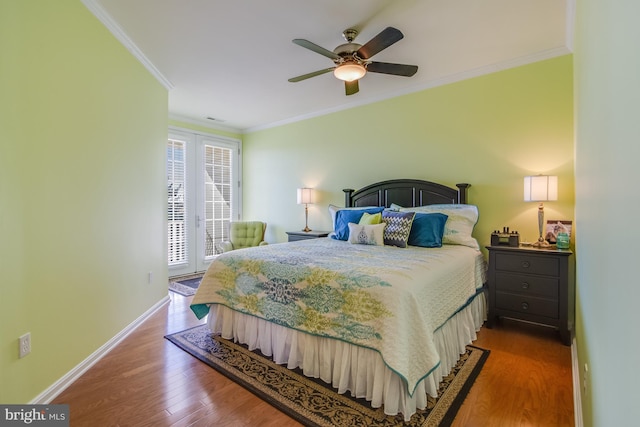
(204, 144, 233, 256)
(167, 138, 188, 265)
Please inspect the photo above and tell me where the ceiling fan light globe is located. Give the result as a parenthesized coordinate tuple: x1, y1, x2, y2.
(333, 63, 366, 82)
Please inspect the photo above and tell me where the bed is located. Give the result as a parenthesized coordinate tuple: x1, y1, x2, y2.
(191, 179, 487, 421)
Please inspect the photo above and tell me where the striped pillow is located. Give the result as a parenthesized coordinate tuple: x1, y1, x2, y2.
(381, 211, 415, 248)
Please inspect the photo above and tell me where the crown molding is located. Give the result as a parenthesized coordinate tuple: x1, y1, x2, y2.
(82, 0, 173, 91)
(565, 0, 576, 52)
(169, 113, 242, 134)
(82, 0, 575, 135)
(245, 46, 572, 134)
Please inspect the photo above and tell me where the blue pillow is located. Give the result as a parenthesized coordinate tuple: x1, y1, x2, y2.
(332, 207, 384, 241)
(408, 213, 448, 248)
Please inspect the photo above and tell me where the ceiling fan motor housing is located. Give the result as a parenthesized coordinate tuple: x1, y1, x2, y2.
(333, 43, 363, 64)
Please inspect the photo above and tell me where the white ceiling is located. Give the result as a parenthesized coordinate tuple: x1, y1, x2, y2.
(88, 0, 572, 132)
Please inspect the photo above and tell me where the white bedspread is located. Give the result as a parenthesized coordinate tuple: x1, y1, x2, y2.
(191, 238, 486, 397)
(206, 292, 486, 421)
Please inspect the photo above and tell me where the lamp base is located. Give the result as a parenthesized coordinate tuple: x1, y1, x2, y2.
(302, 204, 311, 232)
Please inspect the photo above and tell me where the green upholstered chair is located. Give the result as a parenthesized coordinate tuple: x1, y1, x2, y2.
(218, 221, 268, 253)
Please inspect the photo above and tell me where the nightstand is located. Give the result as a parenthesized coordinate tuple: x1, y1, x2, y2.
(286, 230, 330, 242)
(486, 245, 574, 345)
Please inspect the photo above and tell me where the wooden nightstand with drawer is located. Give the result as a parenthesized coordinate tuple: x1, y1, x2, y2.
(286, 230, 330, 242)
(486, 245, 574, 345)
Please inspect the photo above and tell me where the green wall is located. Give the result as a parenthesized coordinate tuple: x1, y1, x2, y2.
(243, 55, 574, 253)
(574, 1, 640, 425)
(0, 1, 168, 403)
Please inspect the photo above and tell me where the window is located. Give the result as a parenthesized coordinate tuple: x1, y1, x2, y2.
(167, 128, 241, 276)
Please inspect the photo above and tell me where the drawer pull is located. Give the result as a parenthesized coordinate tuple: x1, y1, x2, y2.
(521, 282, 530, 290)
(521, 261, 530, 268)
(521, 302, 529, 310)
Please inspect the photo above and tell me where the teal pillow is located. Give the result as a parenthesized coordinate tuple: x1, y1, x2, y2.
(332, 207, 384, 241)
(399, 204, 480, 249)
(408, 213, 448, 248)
(381, 211, 415, 248)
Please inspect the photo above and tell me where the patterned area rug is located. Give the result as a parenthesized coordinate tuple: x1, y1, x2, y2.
(165, 324, 489, 427)
(168, 274, 203, 297)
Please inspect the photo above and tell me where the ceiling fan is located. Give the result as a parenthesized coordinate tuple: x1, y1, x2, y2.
(288, 27, 418, 96)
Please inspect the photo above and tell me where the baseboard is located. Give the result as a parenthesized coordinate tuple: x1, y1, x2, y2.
(30, 295, 170, 404)
(571, 336, 584, 427)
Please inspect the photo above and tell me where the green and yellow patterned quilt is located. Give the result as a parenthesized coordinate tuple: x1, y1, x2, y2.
(191, 237, 486, 395)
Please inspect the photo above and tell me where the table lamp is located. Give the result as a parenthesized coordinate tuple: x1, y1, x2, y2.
(524, 175, 558, 247)
(297, 188, 314, 232)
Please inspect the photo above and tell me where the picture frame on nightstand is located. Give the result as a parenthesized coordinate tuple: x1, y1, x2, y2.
(545, 220, 572, 244)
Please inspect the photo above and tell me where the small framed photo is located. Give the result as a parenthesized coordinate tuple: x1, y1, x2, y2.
(545, 220, 572, 243)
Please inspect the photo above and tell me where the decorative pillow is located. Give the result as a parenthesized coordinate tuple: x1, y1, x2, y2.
(381, 211, 415, 248)
(328, 204, 383, 231)
(347, 222, 385, 246)
(408, 213, 448, 248)
(332, 207, 385, 241)
(359, 212, 382, 225)
(399, 204, 480, 249)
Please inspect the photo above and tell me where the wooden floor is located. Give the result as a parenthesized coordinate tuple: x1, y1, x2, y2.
(53, 292, 574, 426)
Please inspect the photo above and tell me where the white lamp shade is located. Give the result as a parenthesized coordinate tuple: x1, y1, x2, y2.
(333, 63, 366, 82)
(524, 175, 558, 202)
(297, 188, 314, 204)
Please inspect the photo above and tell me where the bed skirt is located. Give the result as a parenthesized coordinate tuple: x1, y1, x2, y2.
(206, 291, 487, 421)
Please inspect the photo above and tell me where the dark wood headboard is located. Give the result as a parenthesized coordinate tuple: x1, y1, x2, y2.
(343, 179, 470, 208)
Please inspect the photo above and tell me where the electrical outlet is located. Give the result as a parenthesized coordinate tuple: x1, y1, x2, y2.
(148, 271, 153, 284)
(19, 333, 31, 358)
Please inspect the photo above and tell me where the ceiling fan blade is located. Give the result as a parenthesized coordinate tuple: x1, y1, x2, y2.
(288, 68, 335, 83)
(345, 80, 359, 96)
(356, 27, 404, 59)
(367, 62, 418, 77)
(292, 39, 341, 60)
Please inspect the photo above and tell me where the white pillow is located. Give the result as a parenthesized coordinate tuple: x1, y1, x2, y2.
(399, 204, 480, 250)
(347, 222, 386, 246)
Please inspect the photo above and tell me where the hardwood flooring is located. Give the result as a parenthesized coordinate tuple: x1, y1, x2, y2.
(52, 292, 574, 426)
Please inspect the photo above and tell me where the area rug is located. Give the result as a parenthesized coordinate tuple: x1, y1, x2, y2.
(165, 324, 489, 427)
(168, 274, 203, 297)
